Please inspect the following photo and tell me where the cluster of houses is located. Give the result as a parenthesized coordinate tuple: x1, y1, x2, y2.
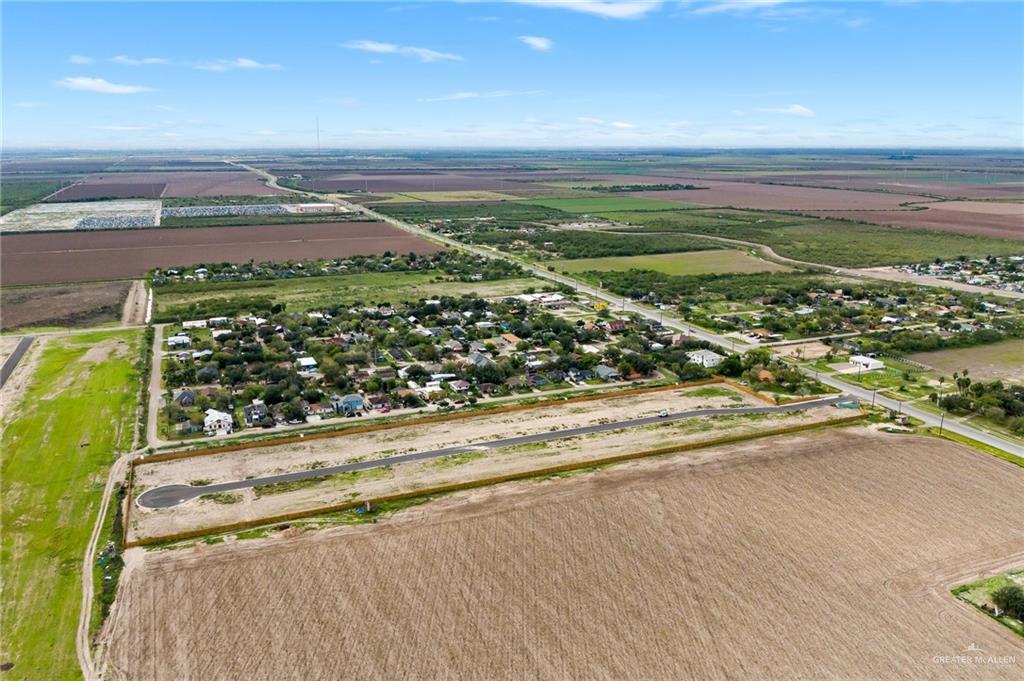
(159, 292, 700, 438)
(702, 284, 1021, 346)
(898, 256, 1024, 296)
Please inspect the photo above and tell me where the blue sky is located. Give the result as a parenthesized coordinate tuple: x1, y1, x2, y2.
(2, 1, 1022, 149)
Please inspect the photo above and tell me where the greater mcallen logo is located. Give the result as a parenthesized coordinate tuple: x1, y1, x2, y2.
(931, 643, 1017, 667)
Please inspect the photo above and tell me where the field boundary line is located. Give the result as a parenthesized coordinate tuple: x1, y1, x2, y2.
(124, 411, 866, 547)
(132, 378, 724, 467)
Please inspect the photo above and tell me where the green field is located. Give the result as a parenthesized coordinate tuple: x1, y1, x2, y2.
(599, 209, 1024, 268)
(1, 329, 142, 680)
(908, 340, 1024, 384)
(154, 272, 544, 320)
(524, 196, 691, 213)
(546, 249, 792, 276)
(0, 180, 73, 215)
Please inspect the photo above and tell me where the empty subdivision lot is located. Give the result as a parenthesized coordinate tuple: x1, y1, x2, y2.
(0, 222, 442, 285)
(909, 339, 1024, 384)
(106, 429, 1024, 680)
(128, 384, 788, 541)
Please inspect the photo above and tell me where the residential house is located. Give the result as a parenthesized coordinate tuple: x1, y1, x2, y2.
(243, 399, 269, 427)
(686, 349, 725, 368)
(203, 408, 233, 436)
(594, 364, 621, 381)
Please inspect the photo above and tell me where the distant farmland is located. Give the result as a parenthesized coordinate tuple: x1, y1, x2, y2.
(46, 171, 283, 200)
(0, 222, 442, 285)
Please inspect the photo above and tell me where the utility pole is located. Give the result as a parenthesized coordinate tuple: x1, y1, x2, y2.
(939, 411, 945, 436)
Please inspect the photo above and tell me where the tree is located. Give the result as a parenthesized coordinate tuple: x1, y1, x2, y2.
(992, 584, 1024, 620)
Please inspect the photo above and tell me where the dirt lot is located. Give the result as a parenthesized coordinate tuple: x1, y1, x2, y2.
(771, 340, 834, 360)
(128, 387, 836, 542)
(105, 428, 1024, 680)
(46, 171, 283, 199)
(803, 202, 1023, 240)
(0, 222, 441, 285)
(1, 281, 131, 330)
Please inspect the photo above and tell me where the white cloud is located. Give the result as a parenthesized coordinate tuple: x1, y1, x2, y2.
(846, 17, 870, 29)
(510, 1, 662, 19)
(576, 116, 635, 129)
(690, 0, 793, 15)
(518, 35, 554, 51)
(254, 129, 278, 136)
(92, 124, 151, 131)
(577, 116, 605, 124)
(55, 77, 154, 94)
(68, 54, 94, 64)
(14, 101, 44, 108)
(110, 55, 168, 66)
(195, 57, 282, 72)
(419, 89, 543, 102)
(342, 40, 462, 63)
(756, 103, 815, 117)
(610, 120, 636, 129)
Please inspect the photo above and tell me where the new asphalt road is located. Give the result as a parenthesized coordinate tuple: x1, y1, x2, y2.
(0, 336, 34, 388)
(137, 394, 851, 508)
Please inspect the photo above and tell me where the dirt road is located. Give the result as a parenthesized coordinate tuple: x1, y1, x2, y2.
(120, 280, 148, 325)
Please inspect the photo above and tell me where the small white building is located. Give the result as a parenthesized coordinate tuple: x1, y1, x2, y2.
(182, 319, 208, 329)
(686, 349, 726, 369)
(203, 408, 233, 436)
(849, 355, 884, 372)
(297, 356, 319, 372)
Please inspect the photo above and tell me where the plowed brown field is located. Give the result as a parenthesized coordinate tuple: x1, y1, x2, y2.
(104, 429, 1024, 680)
(0, 222, 441, 285)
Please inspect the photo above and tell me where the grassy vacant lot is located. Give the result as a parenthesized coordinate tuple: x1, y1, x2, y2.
(1, 329, 141, 680)
(154, 272, 543, 320)
(600, 209, 1024, 268)
(524, 196, 689, 212)
(909, 340, 1024, 384)
(546, 249, 791, 276)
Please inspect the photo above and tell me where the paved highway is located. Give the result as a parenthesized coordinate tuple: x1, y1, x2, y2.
(236, 164, 1024, 457)
(0, 336, 34, 387)
(137, 395, 850, 508)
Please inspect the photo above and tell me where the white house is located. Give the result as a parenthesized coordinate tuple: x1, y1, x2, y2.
(182, 319, 207, 329)
(203, 409, 233, 436)
(849, 355, 884, 372)
(296, 356, 319, 372)
(686, 349, 726, 368)
(166, 335, 191, 349)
